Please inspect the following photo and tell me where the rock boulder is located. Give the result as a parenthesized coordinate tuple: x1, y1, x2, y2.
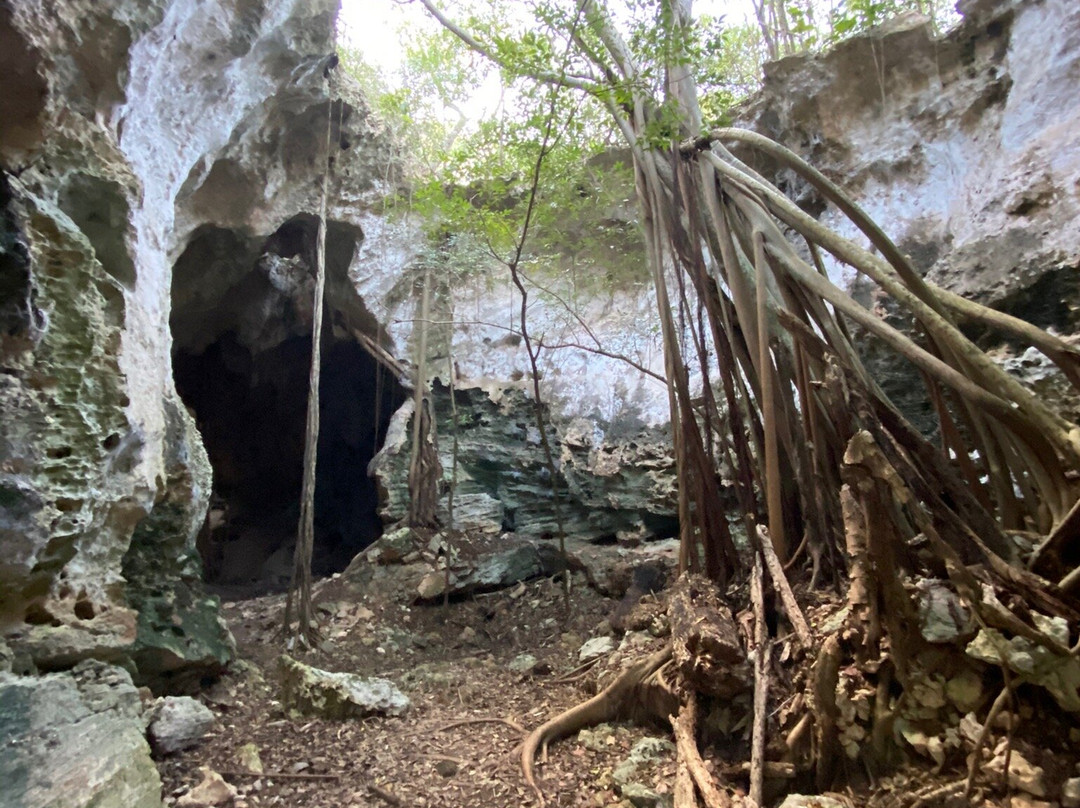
(147, 695, 216, 755)
(0, 660, 161, 808)
(278, 654, 409, 720)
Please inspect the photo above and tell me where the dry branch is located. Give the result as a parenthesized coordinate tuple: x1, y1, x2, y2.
(718, 760, 797, 779)
(964, 684, 1012, 800)
(221, 770, 340, 781)
(756, 525, 813, 649)
(671, 692, 731, 808)
(812, 634, 842, 791)
(353, 329, 407, 378)
(436, 717, 526, 734)
(368, 783, 405, 807)
(674, 759, 700, 808)
(749, 551, 770, 808)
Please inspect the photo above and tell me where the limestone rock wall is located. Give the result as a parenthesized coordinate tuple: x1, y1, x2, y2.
(734, 0, 1080, 428)
(0, 660, 162, 808)
(369, 385, 680, 542)
(740, 0, 1080, 305)
(0, 0, 373, 687)
(2, 0, 1080, 699)
(1, 0, 180, 673)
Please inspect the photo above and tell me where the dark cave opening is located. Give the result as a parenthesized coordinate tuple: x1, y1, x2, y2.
(169, 213, 407, 595)
(174, 332, 406, 592)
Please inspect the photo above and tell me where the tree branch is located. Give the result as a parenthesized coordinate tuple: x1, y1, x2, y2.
(415, 0, 605, 94)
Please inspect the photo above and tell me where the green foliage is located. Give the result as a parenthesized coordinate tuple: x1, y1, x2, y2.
(771, 0, 960, 56)
(825, 0, 919, 43)
(340, 24, 489, 179)
(698, 20, 767, 125)
(341, 1, 652, 296)
(340, 0, 958, 299)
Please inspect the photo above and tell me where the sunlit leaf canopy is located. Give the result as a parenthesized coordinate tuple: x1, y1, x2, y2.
(338, 0, 955, 259)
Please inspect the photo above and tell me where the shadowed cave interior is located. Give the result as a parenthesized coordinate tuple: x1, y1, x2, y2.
(170, 216, 406, 595)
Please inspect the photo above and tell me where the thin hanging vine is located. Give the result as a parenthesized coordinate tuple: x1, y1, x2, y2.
(283, 70, 337, 647)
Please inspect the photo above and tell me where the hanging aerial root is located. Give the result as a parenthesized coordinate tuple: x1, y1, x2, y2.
(284, 67, 336, 646)
(1031, 495, 1080, 583)
(812, 634, 842, 792)
(844, 429, 1079, 653)
(686, 127, 1080, 392)
(520, 647, 674, 805)
(749, 551, 770, 808)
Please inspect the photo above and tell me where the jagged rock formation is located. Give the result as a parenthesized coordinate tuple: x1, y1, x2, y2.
(2, 0, 210, 683)
(1, 0, 1080, 803)
(0, 0, 378, 689)
(734, 0, 1080, 429)
(741, 0, 1080, 304)
(370, 384, 680, 542)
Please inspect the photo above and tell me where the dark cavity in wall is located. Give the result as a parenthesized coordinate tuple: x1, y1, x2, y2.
(174, 334, 404, 592)
(170, 214, 405, 596)
(0, 173, 37, 357)
(973, 265, 1080, 344)
(0, 4, 47, 159)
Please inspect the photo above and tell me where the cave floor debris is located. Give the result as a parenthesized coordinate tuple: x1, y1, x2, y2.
(160, 566, 651, 807)
(157, 558, 1075, 808)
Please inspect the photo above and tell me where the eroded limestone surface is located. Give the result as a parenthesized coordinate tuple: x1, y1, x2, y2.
(0, 0, 364, 685)
(3, 4, 1080, 796)
(0, 660, 161, 808)
(369, 384, 680, 542)
(735, 0, 1080, 428)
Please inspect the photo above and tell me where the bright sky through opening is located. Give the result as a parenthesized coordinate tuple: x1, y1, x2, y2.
(341, 0, 758, 75)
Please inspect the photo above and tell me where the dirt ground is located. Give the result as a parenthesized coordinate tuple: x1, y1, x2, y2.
(157, 560, 681, 808)
(155, 548, 1078, 808)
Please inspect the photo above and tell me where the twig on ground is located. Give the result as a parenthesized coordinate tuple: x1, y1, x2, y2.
(368, 782, 405, 807)
(910, 780, 964, 808)
(418, 753, 470, 766)
(718, 760, 797, 779)
(221, 770, 340, 781)
(757, 525, 813, 649)
(964, 684, 1012, 800)
(436, 716, 526, 734)
(549, 655, 601, 684)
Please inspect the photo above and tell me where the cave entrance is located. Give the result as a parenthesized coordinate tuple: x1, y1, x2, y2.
(170, 217, 406, 596)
